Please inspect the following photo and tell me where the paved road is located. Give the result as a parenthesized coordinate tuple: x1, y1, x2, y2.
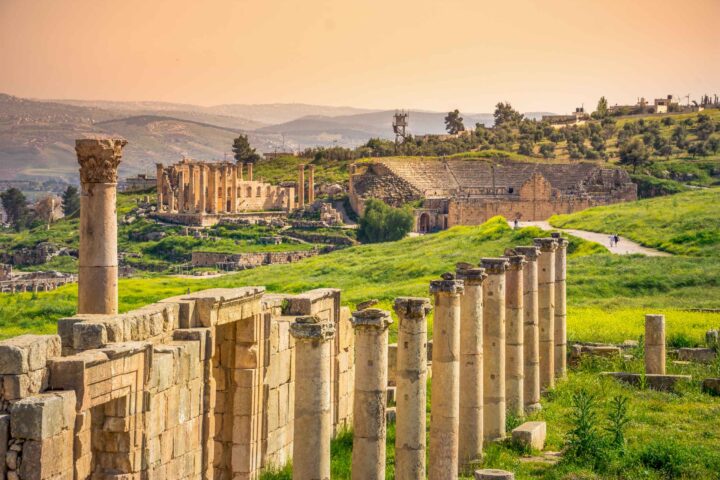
(513, 221, 671, 257)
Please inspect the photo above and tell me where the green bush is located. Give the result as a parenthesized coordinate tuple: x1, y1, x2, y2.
(357, 199, 414, 243)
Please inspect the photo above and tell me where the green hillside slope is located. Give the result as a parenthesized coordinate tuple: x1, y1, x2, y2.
(550, 188, 720, 256)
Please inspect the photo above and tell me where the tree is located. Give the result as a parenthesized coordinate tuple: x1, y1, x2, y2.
(671, 125, 689, 149)
(232, 134, 261, 165)
(444, 110, 465, 134)
(619, 138, 650, 173)
(594, 96, 609, 119)
(0, 188, 29, 231)
(518, 140, 534, 156)
(539, 143, 556, 159)
(61, 186, 80, 218)
(357, 199, 413, 243)
(493, 102, 524, 128)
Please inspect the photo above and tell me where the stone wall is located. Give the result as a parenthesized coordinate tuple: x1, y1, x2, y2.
(0, 286, 354, 480)
(191, 250, 320, 269)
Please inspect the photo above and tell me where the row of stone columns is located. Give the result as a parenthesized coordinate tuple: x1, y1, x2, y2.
(157, 161, 262, 214)
(285, 236, 568, 478)
(297, 164, 315, 208)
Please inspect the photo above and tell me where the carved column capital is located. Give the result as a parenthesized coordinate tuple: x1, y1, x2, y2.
(393, 296, 432, 320)
(76, 138, 127, 184)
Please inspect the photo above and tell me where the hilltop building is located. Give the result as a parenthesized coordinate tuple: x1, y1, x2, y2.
(542, 107, 590, 127)
(349, 158, 637, 233)
(119, 173, 157, 192)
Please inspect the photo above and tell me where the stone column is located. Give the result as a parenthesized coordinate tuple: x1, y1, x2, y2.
(231, 164, 238, 213)
(209, 166, 218, 214)
(428, 274, 463, 480)
(199, 165, 207, 213)
(351, 308, 392, 480)
(155, 163, 164, 210)
(247, 161, 254, 181)
(480, 258, 509, 442)
(534, 238, 558, 391)
(187, 164, 196, 213)
(290, 315, 335, 480)
(177, 170, 185, 213)
(75, 138, 126, 315)
(514, 246, 541, 412)
(503, 253, 526, 417)
(551, 233, 568, 379)
(220, 165, 228, 213)
(455, 263, 487, 470)
(308, 164, 316, 203)
(645, 314, 666, 374)
(297, 164, 305, 208)
(393, 297, 431, 480)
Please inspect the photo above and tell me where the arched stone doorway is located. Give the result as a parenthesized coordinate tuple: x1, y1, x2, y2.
(419, 213, 430, 233)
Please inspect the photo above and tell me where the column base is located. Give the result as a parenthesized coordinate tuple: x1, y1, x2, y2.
(524, 403, 542, 413)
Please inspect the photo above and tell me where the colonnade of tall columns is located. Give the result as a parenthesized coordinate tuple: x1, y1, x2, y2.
(296, 163, 315, 208)
(287, 235, 568, 477)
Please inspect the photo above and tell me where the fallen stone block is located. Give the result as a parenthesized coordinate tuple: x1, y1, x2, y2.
(702, 378, 720, 396)
(570, 344, 621, 361)
(475, 469, 515, 480)
(706, 330, 719, 349)
(603, 372, 692, 391)
(677, 348, 716, 363)
(511, 421, 546, 450)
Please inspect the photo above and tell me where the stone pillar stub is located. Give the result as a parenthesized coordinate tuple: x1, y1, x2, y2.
(645, 314, 666, 375)
(503, 253, 526, 417)
(513, 246, 541, 412)
(455, 263, 487, 470)
(290, 315, 335, 480)
(480, 258, 509, 442)
(393, 297, 431, 480)
(76, 138, 126, 315)
(533, 238, 558, 391)
(428, 274, 463, 480)
(551, 233, 568, 379)
(351, 308, 392, 480)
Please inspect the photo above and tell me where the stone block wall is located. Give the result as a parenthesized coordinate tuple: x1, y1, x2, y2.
(0, 286, 354, 480)
(191, 250, 320, 270)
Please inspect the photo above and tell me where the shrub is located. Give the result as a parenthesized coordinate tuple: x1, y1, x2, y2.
(357, 199, 413, 243)
(565, 388, 608, 470)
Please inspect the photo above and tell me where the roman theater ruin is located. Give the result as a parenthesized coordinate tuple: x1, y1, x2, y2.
(349, 158, 637, 233)
(0, 139, 581, 479)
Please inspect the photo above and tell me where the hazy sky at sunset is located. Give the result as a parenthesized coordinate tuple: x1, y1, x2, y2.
(1, 0, 718, 113)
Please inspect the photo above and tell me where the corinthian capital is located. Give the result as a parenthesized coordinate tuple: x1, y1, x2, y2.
(76, 138, 127, 184)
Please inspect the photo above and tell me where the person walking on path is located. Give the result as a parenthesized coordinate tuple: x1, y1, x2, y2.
(614, 234, 620, 247)
(609, 235, 615, 247)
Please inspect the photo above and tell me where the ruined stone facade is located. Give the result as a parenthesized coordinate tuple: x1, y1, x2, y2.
(191, 250, 321, 270)
(155, 160, 296, 227)
(0, 287, 354, 480)
(349, 159, 637, 232)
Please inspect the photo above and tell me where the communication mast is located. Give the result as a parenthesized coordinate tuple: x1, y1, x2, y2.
(392, 110, 409, 149)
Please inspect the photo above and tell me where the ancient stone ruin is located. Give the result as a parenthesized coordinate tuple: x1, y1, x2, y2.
(155, 160, 320, 227)
(0, 138, 582, 479)
(349, 158, 637, 232)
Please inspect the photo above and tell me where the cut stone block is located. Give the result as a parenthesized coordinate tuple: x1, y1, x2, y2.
(9, 391, 75, 440)
(73, 322, 108, 350)
(702, 378, 720, 396)
(677, 348, 716, 363)
(386, 386, 396, 405)
(570, 344, 621, 361)
(603, 372, 691, 391)
(0, 335, 61, 374)
(512, 421, 546, 450)
(475, 469, 515, 480)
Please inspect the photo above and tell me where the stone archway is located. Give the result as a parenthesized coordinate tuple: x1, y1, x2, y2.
(419, 213, 430, 233)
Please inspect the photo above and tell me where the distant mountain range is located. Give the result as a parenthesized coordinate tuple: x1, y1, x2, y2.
(0, 93, 553, 181)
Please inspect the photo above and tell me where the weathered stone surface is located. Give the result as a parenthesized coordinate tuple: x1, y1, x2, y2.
(73, 322, 108, 350)
(677, 348, 717, 363)
(0, 335, 60, 374)
(570, 344, 622, 361)
(9, 391, 75, 440)
(512, 421, 546, 450)
(475, 469, 515, 480)
(702, 378, 720, 396)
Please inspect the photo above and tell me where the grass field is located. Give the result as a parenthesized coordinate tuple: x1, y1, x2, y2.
(550, 188, 720, 256)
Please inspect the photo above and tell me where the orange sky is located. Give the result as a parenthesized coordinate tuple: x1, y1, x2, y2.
(1, 0, 718, 113)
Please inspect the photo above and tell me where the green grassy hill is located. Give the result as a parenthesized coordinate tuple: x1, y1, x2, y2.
(550, 188, 720, 256)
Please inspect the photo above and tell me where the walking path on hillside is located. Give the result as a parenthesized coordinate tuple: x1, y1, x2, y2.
(513, 221, 671, 257)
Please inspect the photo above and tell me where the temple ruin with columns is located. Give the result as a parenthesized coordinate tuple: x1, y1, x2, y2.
(349, 157, 637, 233)
(155, 160, 319, 226)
